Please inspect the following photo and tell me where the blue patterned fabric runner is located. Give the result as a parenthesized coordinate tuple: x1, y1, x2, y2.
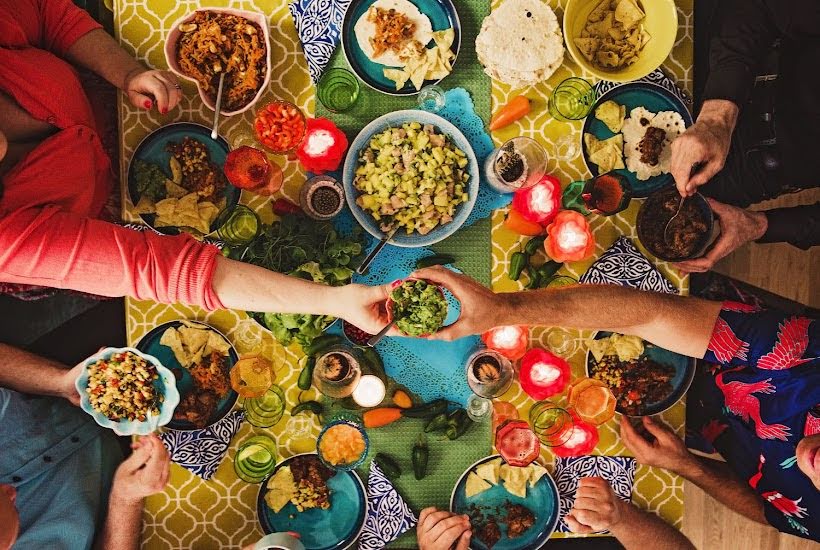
(326, 87, 508, 404)
(594, 68, 691, 108)
(579, 236, 677, 295)
(552, 456, 637, 533)
(359, 461, 418, 549)
(288, 0, 352, 84)
(159, 411, 244, 480)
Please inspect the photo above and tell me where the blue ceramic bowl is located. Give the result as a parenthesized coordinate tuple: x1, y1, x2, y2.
(75, 347, 180, 436)
(451, 455, 560, 550)
(257, 453, 368, 550)
(316, 420, 370, 471)
(582, 82, 693, 197)
(342, 110, 479, 248)
(585, 331, 697, 416)
(341, 0, 461, 95)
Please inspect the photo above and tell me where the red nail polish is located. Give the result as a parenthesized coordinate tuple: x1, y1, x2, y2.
(144, 100, 152, 109)
(161, 108, 168, 115)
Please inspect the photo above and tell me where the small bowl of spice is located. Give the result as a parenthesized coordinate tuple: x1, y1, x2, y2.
(299, 175, 345, 221)
(466, 349, 515, 399)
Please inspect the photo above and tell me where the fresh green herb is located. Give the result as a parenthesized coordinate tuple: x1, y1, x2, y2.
(134, 160, 168, 202)
(390, 280, 448, 337)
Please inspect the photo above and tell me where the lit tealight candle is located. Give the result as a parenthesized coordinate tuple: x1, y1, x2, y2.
(481, 325, 529, 360)
(544, 210, 595, 263)
(519, 348, 570, 400)
(352, 375, 386, 408)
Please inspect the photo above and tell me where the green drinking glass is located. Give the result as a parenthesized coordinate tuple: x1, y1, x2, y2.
(243, 384, 286, 428)
(216, 204, 260, 247)
(234, 434, 278, 483)
(548, 77, 596, 121)
(529, 400, 573, 447)
(317, 68, 360, 113)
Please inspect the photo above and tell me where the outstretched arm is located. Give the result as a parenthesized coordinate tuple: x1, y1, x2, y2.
(414, 266, 721, 359)
(0, 344, 77, 404)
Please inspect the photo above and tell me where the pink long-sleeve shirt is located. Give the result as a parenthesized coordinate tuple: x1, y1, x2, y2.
(0, 0, 223, 309)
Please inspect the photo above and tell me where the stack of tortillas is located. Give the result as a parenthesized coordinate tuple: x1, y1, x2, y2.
(475, 0, 564, 88)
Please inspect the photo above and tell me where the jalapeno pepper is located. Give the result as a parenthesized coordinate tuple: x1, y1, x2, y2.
(412, 434, 429, 480)
(424, 412, 451, 433)
(537, 261, 562, 287)
(291, 400, 323, 417)
(445, 408, 472, 440)
(401, 398, 448, 419)
(525, 265, 541, 289)
(415, 254, 455, 269)
(358, 346, 386, 383)
(508, 251, 528, 281)
(375, 453, 401, 479)
(297, 356, 316, 390)
(524, 235, 547, 256)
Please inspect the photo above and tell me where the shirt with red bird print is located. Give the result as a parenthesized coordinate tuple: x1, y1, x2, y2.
(691, 301, 819, 540)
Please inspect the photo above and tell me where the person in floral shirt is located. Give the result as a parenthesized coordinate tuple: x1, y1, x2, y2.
(412, 266, 820, 543)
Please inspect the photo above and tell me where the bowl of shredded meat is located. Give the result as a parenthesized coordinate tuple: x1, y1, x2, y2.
(165, 8, 271, 115)
(637, 185, 714, 261)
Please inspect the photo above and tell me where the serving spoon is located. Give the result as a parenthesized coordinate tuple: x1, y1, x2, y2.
(356, 226, 398, 275)
(664, 163, 704, 244)
(211, 73, 226, 140)
(367, 320, 395, 347)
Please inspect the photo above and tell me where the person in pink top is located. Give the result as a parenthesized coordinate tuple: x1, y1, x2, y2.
(0, 0, 389, 332)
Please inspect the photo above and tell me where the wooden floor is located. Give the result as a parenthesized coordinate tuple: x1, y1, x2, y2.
(680, 187, 820, 550)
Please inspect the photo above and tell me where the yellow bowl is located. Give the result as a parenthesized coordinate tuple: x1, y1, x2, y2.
(563, 0, 678, 82)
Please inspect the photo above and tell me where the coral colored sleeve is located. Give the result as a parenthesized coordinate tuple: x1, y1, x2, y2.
(0, 206, 225, 310)
(36, 0, 102, 56)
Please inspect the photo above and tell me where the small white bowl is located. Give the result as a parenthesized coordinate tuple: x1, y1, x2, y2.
(165, 8, 272, 116)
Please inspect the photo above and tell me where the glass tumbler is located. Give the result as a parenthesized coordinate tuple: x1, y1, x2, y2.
(317, 68, 360, 113)
(548, 77, 596, 121)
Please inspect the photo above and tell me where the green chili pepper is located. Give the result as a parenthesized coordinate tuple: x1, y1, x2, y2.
(508, 252, 528, 281)
(305, 334, 343, 357)
(424, 412, 451, 433)
(537, 261, 562, 287)
(358, 346, 386, 383)
(524, 235, 547, 256)
(525, 265, 541, 289)
(375, 453, 401, 479)
(445, 408, 472, 440)
(291, 400, 323, 417)
(402, 398, 448, 419)
(412, 434, 429, 480)
(415, 254, 455, 269)
(297, 356, 316, 390)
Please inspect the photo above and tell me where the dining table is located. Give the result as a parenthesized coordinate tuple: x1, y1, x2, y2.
(114, 0, 695, 548)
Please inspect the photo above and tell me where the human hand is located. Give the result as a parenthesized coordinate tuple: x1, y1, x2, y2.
(417, 508, 471, 550)
(565, 477, 624, 533)
(670, 100, 737, 196)
(60, 361, 84, 407)
(411, 266, 507, 341)
(124, 69, 183, 114)
(620, 416, 696, 476)
(675, 198, 767, 274)
(335, 283, 393, 335)
(110, 434, 171, 505)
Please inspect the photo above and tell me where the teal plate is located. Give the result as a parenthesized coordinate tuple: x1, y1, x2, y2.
(451, 455, 560, 550)
(126, 122, 239, 235)
(257, 453, 367, 550)
(585, 331, 696, 416)
(136, 320, 238, 431)
(341, 0, 461, 95)
(582, 82, 693, 197)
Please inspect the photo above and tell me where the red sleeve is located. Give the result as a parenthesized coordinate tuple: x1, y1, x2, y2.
(0, 206, 225, 310)
(36, 0, 102, 56)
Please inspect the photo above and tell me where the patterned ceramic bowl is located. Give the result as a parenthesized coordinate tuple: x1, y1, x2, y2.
(165, 8, 272, 116)
(316, 420, 370, 471)
(75, 347, 180, 436)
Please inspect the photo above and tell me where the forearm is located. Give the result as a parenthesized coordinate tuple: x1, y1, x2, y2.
(212, 256, 346, 317)
(610, 500, 694, 550)
(697, 99, 739, 135)
(757, 203, 819, 249)
(0, 343, 71, 398)
(65, 28, 144, 90)
(495, 285, 722, 358)
(679, 457, 767, 524)
(95, 493, 143, 550)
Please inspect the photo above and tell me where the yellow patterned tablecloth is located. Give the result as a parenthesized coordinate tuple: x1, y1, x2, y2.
(115, 0, 693, 547)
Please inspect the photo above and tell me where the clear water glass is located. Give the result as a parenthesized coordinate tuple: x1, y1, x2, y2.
(466, 394, 493, 422)
(417, 85, 446, 112)
(552, 133, 580, 162)
(484, 136, 549, 193)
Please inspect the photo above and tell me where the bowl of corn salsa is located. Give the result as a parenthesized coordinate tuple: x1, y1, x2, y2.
(75, 348, 180, 435)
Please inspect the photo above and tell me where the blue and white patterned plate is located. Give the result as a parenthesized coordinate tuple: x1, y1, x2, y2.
(579, 236, 677, 294)
(342, 110, 479, 248)
(451, 455, 560, 550)
(289, 0, 353, 84)
(136, 320, 238, 431)
(257, 453, 367, 550)
(359, 461, 417, 549)
(160, 410, 244, 480)
(553, 456, 636, 533)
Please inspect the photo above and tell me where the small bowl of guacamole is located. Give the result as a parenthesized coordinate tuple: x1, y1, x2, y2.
(387, 279, 448, 337)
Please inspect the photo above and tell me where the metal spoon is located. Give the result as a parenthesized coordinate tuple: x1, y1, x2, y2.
(663, 196, 686, 244)
(356, 226, 398, 275)
(367, 320, 395, 347)
(211, 72, 226, 140)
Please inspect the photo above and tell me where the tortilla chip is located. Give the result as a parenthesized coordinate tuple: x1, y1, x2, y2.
(160, 327, 188, 366)
(134, 195, 157, 214)
(529, 463, 548, 487)
(197, 201, 220, 231)
(587, 0, 610, 22)
(265, 466, 297, 513)
(409, 62, 428, 91)
(475, 458, 502, 485)
(588, 134, 625, 172)
(466, 472, 493, 498)
(204, 331, 231, 356)
(384, 68, 410, 90)
(432, 28, 455, 51)
(165, 179, 188, 199)
(574, 38, 600, 63)
(178, 326, 209, 365)
(588, 337, 614, 362)
(169, 156, 183, 184)
(503, 477, 528, 499)
(611, 333, 645, 362)
(614, 0, 644, 30)
(594, 100, 626, 133)
(596, 49, 621, 68)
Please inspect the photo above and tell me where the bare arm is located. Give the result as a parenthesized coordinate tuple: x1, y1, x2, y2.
(65, 28, 144, 91)
(414, 266, 722, 359)
(0, 343, 76, 403)
(610, 501, 695, 550)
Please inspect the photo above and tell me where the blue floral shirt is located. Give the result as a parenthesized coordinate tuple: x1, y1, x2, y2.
(690, 301, 820, 541)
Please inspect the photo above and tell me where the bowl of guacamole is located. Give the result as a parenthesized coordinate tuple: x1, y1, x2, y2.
(387, 279, 448, 337)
